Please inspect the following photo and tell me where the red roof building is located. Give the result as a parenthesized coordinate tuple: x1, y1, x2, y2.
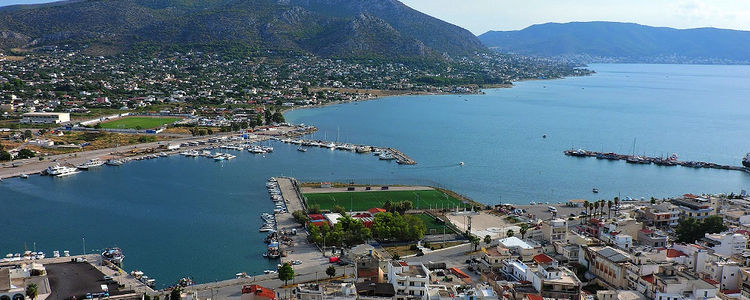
(241, 285, 276, 300)
(666, 249, 687, 258)
(308, 214, 326, 221)
(532, 254, 554, 265)
(368, 208, 386, 214)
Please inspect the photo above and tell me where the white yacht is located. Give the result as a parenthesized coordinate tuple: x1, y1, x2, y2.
(77, 158, 105, 170)
(47, 164, 79, 177)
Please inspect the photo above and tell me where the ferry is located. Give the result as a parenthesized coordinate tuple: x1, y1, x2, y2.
(77, 158, 105, 170)
(101, 247, 125, 266)
(46, 164, 80, 177)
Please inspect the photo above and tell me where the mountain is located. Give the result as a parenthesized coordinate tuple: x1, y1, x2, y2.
(0, 0, 485, 59)
(478, 22, 750, 63)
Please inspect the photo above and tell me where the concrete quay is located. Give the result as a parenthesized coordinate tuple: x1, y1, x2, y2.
(0, 125, 307, 180)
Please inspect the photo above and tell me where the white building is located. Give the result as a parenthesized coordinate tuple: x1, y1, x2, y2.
(387, 261, 430, 300)
(21, 112, 70, 124)
(296, 282, 357, 300)
(542, 218, 569, 244)
(704, 233, 747, 257)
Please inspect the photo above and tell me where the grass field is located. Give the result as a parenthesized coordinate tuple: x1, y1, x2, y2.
(100, 117, 182, 129)
(302, 190, 467, 212)
(411, 213, 452, 234)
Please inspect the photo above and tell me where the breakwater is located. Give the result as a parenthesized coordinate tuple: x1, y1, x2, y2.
(564, 149, 750, 173)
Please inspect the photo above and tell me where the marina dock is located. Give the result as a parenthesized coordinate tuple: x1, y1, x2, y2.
(276, 138, 417, 165)
(564, 149, 750, 173)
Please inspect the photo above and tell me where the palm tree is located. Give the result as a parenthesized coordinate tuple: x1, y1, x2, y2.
(584, 201, 590, 218)
(26, 283, 38, 300)
(594, 201, 599, 218)
(614, 197, 619, 216)
(607, 200, 613, 219)
(484, 235, 492, 246)
(519, 223, 529, 239)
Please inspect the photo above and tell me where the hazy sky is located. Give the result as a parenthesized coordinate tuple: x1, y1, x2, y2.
(400, 0, 750, 34)
(2, 0, 750, 35)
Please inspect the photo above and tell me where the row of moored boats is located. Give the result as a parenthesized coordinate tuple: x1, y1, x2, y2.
(275, 137, 397, 160)
(179, 150, 237, 161)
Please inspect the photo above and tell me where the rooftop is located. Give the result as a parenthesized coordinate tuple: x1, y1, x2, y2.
(499, 237, 533, 250)
(593, 246, 630, 263)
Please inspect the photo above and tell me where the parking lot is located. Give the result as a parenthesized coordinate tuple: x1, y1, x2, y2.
(46, 262, 131, 300)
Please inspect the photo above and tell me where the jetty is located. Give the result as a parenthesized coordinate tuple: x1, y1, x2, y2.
(564, 149, 750, 173)
(277, 138, 417, 165)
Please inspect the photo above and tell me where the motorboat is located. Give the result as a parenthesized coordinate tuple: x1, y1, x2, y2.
(105, 159, 124, 166)
(77, 158, 105, 170)
(297, 147, 307, 152)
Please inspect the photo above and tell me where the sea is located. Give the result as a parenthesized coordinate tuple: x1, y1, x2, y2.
(1, 63, 750, 287)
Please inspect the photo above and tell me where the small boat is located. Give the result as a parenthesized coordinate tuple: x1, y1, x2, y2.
(20, 174, 29, 179)
(592, 188, 599, 193)
(459, 161, 465, 166)
(77, 158, 105, 170)
(297, 147, 307, 152)
(101, 247, 125, 266)
(105, 159, 124, 166)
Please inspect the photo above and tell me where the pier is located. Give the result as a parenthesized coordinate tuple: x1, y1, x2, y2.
(277, 138, 417, 165)
(564, 149, 750, 173)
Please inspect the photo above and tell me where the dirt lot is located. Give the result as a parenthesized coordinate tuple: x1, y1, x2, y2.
(446, 211, 519, 239)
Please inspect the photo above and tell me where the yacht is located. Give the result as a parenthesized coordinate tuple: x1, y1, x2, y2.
(259, 224, 275, 232)
(47, 164, 79, 177)
(262, 146, 274, 153)
(378, 153, 395, 160)
(77, 158, 105, 170)
(213, 154, 226, 161)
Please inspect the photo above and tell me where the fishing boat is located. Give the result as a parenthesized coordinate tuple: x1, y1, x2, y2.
(101, 247, 125, 266)
(77, 158, 105, 170)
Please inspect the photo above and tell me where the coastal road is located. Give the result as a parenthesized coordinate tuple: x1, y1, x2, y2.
(187, 264, 353, 299)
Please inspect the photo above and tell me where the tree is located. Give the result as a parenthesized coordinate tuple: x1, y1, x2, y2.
(676, 215, 728, 243)
(17, 149, 35, 159)
(332, 205, 347, 215)
(326, 265, 336, 278)
(278, 262, 295, 285)
(308, 204, 322, 214)
(26, 283, 38, 300)
(469, 235, 480, 251)
(292, 210, 309, 224)
(484, 235, 492, 245)
(582, 201, 588, 218)
(607, 200, 613, 219)
(506, 229, 514, 238)
(519, 223, 529, 239)
(0, 151, 11, 161)
(271, 111, 285, 123)
(392, 252, 400, 260)
(170, 287, 181, 300)
(650, 198, 656, 205)
(23, 129, 32, 140)
(614, 197, 619, 216)
(383, 200, 393, 212)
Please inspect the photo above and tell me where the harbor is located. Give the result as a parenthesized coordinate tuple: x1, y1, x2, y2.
(276, 138, 417, 165)
(564, 148, 750, 173)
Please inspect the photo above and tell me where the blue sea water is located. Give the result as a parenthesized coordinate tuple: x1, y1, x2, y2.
(1, 64, 750, 287)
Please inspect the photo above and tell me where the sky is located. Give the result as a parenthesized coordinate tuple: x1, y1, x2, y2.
(2, 0, 750, 35)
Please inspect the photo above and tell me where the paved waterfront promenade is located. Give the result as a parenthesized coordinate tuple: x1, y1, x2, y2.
(0, 126, 307, 180)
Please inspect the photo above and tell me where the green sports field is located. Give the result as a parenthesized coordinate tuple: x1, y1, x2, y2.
(411, 213, 453, 234)
(302, 189, 467, 212)
(100, 117, 182, 129)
